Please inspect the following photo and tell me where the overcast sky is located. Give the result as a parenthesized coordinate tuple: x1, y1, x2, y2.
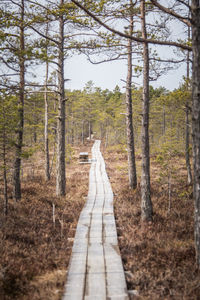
(64, 52, 186, 92)
(64, 4, 188, 93)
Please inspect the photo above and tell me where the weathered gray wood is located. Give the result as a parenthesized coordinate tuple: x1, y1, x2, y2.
(63, 140, 128, 300)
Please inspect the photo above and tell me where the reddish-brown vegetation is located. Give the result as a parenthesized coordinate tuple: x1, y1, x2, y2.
(103, 145, 200, 299)
(0, 144, 91, 299)
(1, 142, 199, 299)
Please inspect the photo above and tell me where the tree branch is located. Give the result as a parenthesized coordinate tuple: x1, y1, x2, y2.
(150, 0, 191, 26)
(70, 0, 192, 51)
(28, 24, 58, 45)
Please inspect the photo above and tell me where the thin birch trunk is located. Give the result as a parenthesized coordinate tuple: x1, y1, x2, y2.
(56, 0, 66, 196)
(140, 0, 153, 222)
(191, 0, 200, 268)
(13, 0, 25, 201)
(126, 0, 137, 189)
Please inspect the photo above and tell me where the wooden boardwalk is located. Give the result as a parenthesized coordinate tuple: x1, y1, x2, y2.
(63, 140, 129, 300)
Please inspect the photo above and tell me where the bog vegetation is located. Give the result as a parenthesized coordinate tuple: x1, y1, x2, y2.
(0, 0, 200, 299)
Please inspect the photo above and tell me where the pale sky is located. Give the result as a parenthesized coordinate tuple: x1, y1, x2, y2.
(65, 53, 186, 92)
(64, 4, 188, 93)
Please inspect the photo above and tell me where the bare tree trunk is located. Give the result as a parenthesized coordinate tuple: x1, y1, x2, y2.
(140, 0, 153, 222)
(33, 101, 37, 143)
(44, 21, 50, 181)
(185, 18, 192, 185)
(56, 0, 66, 196)
(89, 120, 91, 140)
(168, 170, 172, 214)
(186, 104, 192, 184)
(162, 104, 166, 136)
(71, 115, 74, 145)
(44, 74, 50, 181)
(2, 107, 8, 216)
(13, 0, 25, 201)
(82, 120, 84, 144)
(3, 161, 8, 216)
(105, 128, 109, 148)
(191, 0, 200, 269)
(126, 1, 137, 189)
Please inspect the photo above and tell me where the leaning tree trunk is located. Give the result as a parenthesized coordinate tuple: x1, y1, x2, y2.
(140, 0, 153, 221)
(13, 0, 25, 201)
(56, 0, 66, 196)
(191, 0, 200, 268)
(125, 1, 137, 189)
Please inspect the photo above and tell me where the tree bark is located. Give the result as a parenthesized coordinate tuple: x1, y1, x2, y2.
(2, 106, 8, 216)
(56, 0, 66, 196)
(162, 104, 166, 137)
(191, 0, 200, 268)
(126, 0, 137, 189)
(13, 0, 25, 201)
(140, 0, 153, 222)
(44, 21, 50, 181)
(89, 119, 92, 140)
(82, 120, 84, 144)
(186, 105, 192, 184)
(185, 17, 192, 185)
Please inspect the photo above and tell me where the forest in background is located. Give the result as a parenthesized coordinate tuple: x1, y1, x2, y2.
(1, 0, 200, 298)
(0, 80, 190, 207)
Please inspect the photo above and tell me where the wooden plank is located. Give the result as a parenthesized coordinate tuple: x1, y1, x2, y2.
(63, 140, 129, 300)
(62, 145, 97, 300)
(85, 243, 106, 299)
(85, 140, 106, 299)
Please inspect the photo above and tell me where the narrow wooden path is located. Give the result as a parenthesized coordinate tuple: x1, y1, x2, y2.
(63, 140, 129, 300)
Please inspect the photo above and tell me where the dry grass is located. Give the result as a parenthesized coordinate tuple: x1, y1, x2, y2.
(0, 142, 92, 300)
(103, 145, 200, 300)
(1, 141, 199, 299)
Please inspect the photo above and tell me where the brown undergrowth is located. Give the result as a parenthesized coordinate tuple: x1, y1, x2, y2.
(0, 142, 92, 300)
(103, 145, 200, 300)
(1, 141, 200, 299)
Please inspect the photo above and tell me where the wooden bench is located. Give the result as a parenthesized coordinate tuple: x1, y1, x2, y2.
(79, 152, 89, 162)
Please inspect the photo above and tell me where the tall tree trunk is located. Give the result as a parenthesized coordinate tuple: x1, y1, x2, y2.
(33, 101, 37, 143)
(82, 120, 84, 144)
(162, 104, 166, 137)
(13, 0, 25, 201)
(185, 18, 192, 185)
(140, 0, 153, 221)
(191, 0, 200, 268)
(89, 120, 91, 140)
(105, 127, 109, 148)
(3, 107, 8, 216)
(56, 0, 66, 196)
(3, 155, 8, 216)
(126, 0, 137, 189)
(44, 21, 50, 181)
(185, 104, 192, 184)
